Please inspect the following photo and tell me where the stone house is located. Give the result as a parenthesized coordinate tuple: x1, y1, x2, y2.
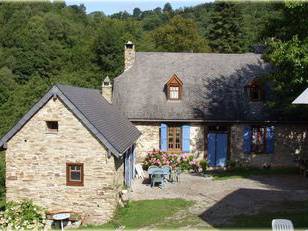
(112, 42, 308, 167)
(0, 84, 140, 224)
(1, 41, 308, 225)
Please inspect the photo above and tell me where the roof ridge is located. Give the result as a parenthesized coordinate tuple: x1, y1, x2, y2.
(56, 84, 100, 92)
(136, 51, 260, 56)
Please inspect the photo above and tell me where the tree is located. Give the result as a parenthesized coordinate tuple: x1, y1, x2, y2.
(152, 16, 210, 52)
(163, 2, 173, 13)
(133, 8, 142, 18)
(264, 37, 308, 119)
(206, 2, 245, 53)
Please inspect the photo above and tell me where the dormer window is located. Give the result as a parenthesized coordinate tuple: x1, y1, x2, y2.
(246, 79, 263, 102)
(166, 74, 183, 100)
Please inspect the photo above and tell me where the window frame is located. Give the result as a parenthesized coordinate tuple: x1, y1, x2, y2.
(66, 163, 84, 186)
(166, 74, 183, 101)
(246, 80, 263, 102)
(167, 125, 182, 152)
(168, 85, 181, 100)
(251, 126, 266, 154)
(46, 121, 59, 133)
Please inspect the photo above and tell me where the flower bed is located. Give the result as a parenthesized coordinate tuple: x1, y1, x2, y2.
(143, 150, 201, 172)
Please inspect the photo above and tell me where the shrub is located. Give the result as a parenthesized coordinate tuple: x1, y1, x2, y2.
(0, 200, 46, 230)
(199, 159, 208, 173)
(143, 150, 200, 172)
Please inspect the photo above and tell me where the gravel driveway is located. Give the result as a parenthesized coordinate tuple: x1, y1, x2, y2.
(129, 173, 308, 228)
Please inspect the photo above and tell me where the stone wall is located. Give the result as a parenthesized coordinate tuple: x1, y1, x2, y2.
(134, 123, 160, 162)
(190, 123, 205, 160)
(230, 124, 308, 167)
(6, 98, 124, 224)
(133, 122, 205, 162)
(133, 121, 308, 167)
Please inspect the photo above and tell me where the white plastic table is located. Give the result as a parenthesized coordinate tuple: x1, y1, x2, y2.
(52, 213, 70, 231)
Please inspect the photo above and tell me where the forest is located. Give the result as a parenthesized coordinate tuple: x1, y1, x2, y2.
(0, 1, 307, 142)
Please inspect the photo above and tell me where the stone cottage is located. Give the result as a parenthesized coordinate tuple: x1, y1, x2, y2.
(1, 41, 308, 225)
(112, 42, 308, 167)
(0, 84, 140, 224)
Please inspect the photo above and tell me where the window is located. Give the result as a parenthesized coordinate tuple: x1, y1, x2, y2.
(251, 126, 266, 153)
(249, 85, 262, 101)
(66, 163, 84, 186)
(46, 121, 58, 133)
(246, 80, 263, 101)
(168, 125, 182, 151)
(169, 86, 179, 99)
(166, 74, 183, 100)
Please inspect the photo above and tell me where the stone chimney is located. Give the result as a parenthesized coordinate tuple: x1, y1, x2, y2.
(124, 41, 135, 71)
(102, 76, 112, 103)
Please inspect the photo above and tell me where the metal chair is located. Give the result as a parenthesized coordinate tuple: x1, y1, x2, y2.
(151, 169, 165, 188)
(272, 219, 294, 231)
(162, 165, 172, 181)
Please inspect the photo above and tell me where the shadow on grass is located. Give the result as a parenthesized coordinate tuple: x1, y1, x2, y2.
(199, 188, 308, 229)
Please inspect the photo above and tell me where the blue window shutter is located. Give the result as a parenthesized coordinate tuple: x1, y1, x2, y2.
(160, 123, 168, 151)
(182, 125, 191, 152)
(266, 126, 274, 154)
(243, 127, 252, 154)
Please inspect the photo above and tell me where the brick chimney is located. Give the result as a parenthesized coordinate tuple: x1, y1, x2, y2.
(124, 41, 135, 71)
(102, 76, 112, 103)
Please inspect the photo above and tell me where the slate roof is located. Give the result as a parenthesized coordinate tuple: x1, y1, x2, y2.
(113, 52, 273, 121)
(0, 84, 141, 156)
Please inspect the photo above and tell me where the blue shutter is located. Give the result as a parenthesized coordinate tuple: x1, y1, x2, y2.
(182, 125, 191, 152)
(266, 126, 274, 154)
(160, 123, 168, 151)
(243, 127, 252, 154)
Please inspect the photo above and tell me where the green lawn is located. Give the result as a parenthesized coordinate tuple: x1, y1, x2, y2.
(211, 167, 299, 180)
(78, 198, 308, 230)
(225, 200, 308, 230)
(79, 199, 193, 230)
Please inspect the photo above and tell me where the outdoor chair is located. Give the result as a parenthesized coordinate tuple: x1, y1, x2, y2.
(272, 219, 294, 231)
(175, 167, 181, 182)
(151, 170, 165, 188)
(148, 165, 160, 182)
(135, 163, 145, 179)
(162, 165, 172, 181)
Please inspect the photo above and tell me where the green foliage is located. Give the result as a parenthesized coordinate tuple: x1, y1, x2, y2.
(152, 15, 210, 52)
(264, 36, 308, 119)
(0, 200, 46, 230)
(207, 2, 245, 53)
(199, 159, 208, 173)
(81, 199, 193, 230)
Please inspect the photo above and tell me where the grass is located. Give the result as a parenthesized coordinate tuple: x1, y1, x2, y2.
(225, 200, 308, 230)
(79, 199, 193, 230)
(211, 167, 299, 180)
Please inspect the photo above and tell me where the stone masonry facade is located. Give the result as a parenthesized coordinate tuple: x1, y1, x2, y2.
(6, 98, 124, 224)
(134, 122, 308, 167)
(134, 122, 205, 162)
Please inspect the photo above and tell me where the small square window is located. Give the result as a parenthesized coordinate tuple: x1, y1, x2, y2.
(46, 121, 58, 133)
(66, 163, 84, 186)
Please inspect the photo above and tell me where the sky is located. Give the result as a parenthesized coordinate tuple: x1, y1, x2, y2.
(65, 0, 209, 15)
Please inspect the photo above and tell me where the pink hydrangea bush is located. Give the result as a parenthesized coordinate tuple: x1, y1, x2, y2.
(143, 150, 201, 172)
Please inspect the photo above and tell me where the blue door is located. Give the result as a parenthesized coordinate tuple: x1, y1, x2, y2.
(125, 145, 136, 187)
(207, 133, 228, 167)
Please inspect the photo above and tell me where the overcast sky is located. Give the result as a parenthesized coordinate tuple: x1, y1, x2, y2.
(65, 0, 210, 15)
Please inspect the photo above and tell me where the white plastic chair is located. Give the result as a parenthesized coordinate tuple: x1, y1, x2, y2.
(272, 219, 294, 231)
(135, 163, 145, 179)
